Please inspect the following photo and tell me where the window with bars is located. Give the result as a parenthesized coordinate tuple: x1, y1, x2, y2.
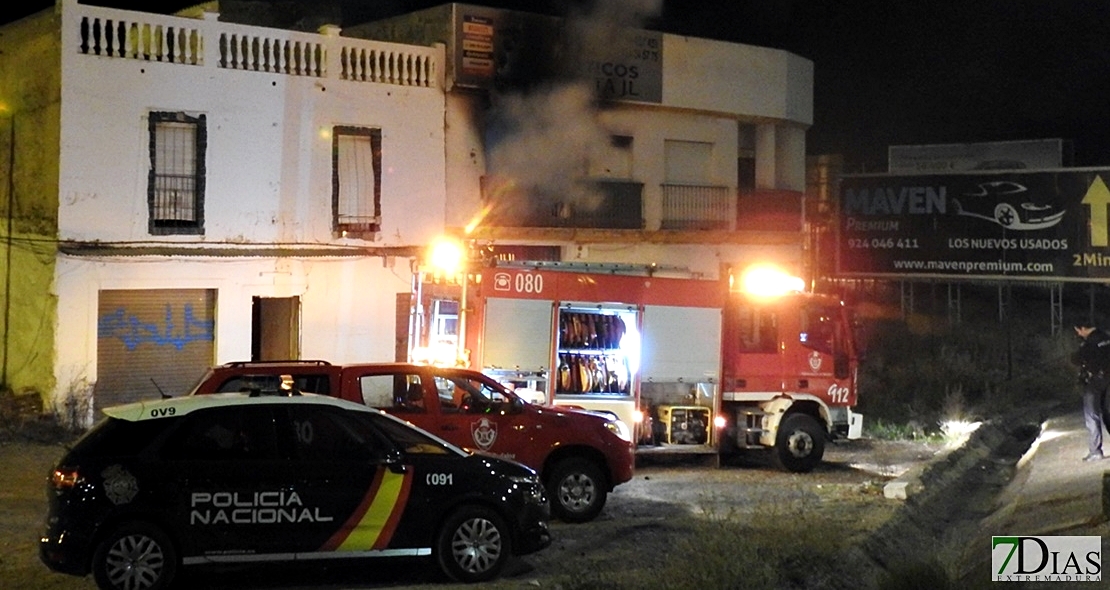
(148, 112, 205, 235)
(332, 126, 382, 238)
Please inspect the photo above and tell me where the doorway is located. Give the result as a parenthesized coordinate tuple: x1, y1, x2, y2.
(252, 296, 300, 361)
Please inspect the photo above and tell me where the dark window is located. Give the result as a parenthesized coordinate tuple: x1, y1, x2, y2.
(148, 111, 205, 235)
(734, 304, 778, 354)
(433, 374, 508, 414)
(332, 126, 381, 238)
(71, 417, 169, 458)
(161, 406, 278, 461)
(286, 406, 383, 462)
(367, 412, 451, 455)
(215, 373, 331, 395)
(800, 304, 836, 355)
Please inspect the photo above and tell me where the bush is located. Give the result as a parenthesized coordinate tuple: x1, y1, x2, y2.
(851, 284, 1081, 434)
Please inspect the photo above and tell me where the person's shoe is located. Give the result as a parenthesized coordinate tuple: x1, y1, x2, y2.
(1083, 453, 1104, 462)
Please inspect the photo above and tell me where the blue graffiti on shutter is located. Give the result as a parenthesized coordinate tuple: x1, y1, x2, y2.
(98, 304, 215, 351)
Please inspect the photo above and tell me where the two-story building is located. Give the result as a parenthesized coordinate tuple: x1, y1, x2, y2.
(1, 1, 813, 425)
(1, 0, 445, 422)
(347, 3, 813, 276)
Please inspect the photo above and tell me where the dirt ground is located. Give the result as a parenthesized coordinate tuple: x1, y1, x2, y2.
(2, 436, 955, 590)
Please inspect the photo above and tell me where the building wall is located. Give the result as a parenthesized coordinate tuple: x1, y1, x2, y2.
(0, 8, 62, 401)
(56, 6, 446, 246)
(53, 255, 411, 423)
(661, 34, 812, 127)
(43, 1, 446, 417)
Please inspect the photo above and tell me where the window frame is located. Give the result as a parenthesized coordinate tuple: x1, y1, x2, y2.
(148, 111, 206, 236)
(331, 126, 382, 238)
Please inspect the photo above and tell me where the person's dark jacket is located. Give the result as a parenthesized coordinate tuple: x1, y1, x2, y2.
(1072, 328, 1110, 386)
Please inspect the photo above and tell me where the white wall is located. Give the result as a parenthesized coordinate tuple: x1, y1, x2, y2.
(57, 4, 447, 247)
(662, 34, 813, 127)
(49, 2, 446, 413)
(52, 255, 412, 413)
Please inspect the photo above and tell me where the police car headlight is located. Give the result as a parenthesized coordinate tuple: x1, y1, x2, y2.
(508, 475, 546, 504)
(605, 420, 632, 442)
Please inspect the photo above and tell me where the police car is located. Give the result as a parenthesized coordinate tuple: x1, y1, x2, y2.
(40, 391, 551, 590)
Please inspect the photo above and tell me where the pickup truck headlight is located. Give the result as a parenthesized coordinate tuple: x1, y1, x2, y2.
(605, 420, 632, 442)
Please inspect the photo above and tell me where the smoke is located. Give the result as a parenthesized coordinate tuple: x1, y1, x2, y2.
(485, 83, 608, 213)
(481, 0, 663, 225)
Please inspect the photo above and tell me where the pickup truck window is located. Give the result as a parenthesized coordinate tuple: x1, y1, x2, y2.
(358, 373, 426, 413)
(434, 375, 510, 414)
(215, 373, 330, 395)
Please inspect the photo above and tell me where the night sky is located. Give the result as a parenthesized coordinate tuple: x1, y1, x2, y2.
(5, 0, 1110, 170)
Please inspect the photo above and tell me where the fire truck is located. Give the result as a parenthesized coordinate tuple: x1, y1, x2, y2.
(410, 259, 863, 472)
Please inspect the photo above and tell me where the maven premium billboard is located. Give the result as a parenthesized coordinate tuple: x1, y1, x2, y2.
(837, 169, 1110, 281)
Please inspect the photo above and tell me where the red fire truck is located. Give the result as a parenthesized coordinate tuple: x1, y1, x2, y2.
(411, 260, 862, 472)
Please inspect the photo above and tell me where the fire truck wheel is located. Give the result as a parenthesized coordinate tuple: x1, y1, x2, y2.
(772, 413, 825, 473)
(548, 458, 607, 523)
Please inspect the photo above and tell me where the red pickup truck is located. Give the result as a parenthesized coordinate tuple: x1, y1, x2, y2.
(190, 361, 635, 523)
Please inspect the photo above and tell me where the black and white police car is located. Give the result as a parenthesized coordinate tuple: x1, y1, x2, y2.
(40, 391, 551, 589)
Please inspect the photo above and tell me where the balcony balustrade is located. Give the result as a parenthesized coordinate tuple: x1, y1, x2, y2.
(661, 183, 732, 230)
(74, 5, 438, 88)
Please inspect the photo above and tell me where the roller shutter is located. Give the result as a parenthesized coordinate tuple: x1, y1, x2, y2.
(481, 297, 554, 373)
(641, 305, 722, 383)
(95, 289, 216, 413)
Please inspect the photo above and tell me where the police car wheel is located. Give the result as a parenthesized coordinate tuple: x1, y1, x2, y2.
(436, 505, 510, 583)
(548, 457, 606, 523)
(772, 413, 825, 473)
(92, 521, 178, 590)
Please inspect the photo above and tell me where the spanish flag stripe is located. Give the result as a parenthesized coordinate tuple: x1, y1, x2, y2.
(319, 469, 385, 552)
(337, 469, 409, 551)
(372, 468, 413, 550)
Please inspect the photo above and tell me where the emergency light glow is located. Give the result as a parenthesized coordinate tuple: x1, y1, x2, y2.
(737, 265, 805, 297)
(427, 238, 465, 275)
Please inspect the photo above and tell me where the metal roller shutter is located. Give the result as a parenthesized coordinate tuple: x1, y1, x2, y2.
(95, 289, 216, 413)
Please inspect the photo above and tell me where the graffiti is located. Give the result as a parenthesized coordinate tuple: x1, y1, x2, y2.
(98, 304, 214, 351)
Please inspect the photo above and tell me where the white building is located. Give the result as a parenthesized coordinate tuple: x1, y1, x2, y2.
(347, 3, 813, 277)
(0, 1, 813, 424)
(1, 0, 445, 422)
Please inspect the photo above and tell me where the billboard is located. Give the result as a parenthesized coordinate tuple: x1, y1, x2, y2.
(887, 139, 1068, 174)
(836, 169, 1110, 281)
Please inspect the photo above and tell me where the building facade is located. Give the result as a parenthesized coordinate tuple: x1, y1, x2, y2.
(0, 1, 813, 425)
(347, 3, 813, 278)
(1, 0, 445, 423)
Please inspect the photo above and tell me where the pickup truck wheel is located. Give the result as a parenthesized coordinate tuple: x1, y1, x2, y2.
(772, 413, 825, 473)
(548, 458, 606, 523)
(435, 505, 510, 583)
(92, 521, 178, 590)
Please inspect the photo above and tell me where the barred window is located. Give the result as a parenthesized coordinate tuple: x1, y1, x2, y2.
(148, 112, 205, 235)
(332, 126, 381, 238)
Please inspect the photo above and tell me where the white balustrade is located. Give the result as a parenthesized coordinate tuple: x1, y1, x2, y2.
(73, 4, 437, 88)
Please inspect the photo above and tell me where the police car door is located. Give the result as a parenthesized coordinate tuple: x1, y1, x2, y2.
(278, 404, 413, 557)
(159, 405, 292, 557)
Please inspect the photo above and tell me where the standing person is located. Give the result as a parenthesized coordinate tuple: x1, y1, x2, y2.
(1071, 324, 1110, 461)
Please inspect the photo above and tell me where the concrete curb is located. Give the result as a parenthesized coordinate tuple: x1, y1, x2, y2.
(819, 402, 1060, 590)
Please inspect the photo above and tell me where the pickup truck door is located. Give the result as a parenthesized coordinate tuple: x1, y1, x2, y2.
(427, 372, 534, 465)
